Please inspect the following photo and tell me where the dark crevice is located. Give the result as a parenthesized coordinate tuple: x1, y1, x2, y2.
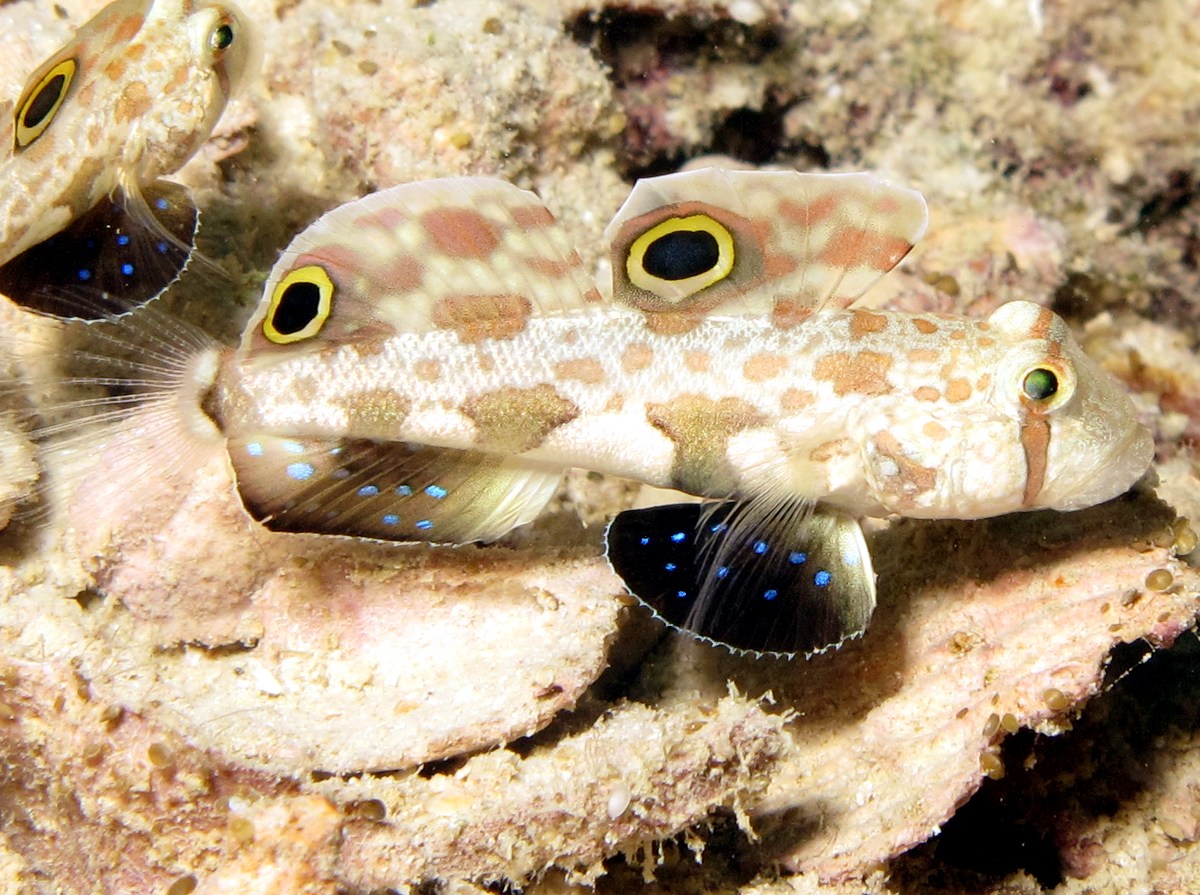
(568, 9, 783, 86)
(567, 6, 795, 177)
(597, 813, 764, 894)
(1122, 169, 1198, 235)
(619, 99, 814, 182)
(931, 742, 1065, 889)
(709, 104, 785, 167)
(414, 754, 470, 779)
(1054, 271, 1200, 334)
(1050, 271, 1128, 321)
(891, 633, 1200, 891)
(154, 638, 260, 657)
(69, 589, 104, 612)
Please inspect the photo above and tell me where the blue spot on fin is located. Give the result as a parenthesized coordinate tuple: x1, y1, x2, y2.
(605, 499, 876, 657)
(0, 178, 198, 321)
(226, 435, 562, 546)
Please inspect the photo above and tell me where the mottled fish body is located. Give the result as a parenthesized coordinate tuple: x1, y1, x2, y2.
(0, 0, 252, 319)
(33, 169, 1156, 656)
(210, 299, 1148, 524)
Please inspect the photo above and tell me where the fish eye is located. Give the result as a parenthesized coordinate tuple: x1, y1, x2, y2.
(1021, 366, 1059, 402)
(210, 20, 235, 52)
(263, 265, 334, 344)
(626, 214, 735, 301)
(14, 58, 76, 148)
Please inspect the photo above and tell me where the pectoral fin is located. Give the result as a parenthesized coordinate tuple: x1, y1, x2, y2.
(0, 178, 198, 321)
(605, 499, 876, 657)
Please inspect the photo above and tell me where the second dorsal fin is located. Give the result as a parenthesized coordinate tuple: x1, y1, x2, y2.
(226, 434, 563, 544)
(604, 167, 928, 326)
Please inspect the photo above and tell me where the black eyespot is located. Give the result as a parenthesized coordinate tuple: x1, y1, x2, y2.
(642, 229, 720, 281)
(1022, 367, 1058, 402)
(15, 58, 76, 147)
(271, 282, 320, 335)
(624, 213, 736, 303)
(22, 75, 65, 129)
(211, 22, 235, 51)
(263, 265, 335, 344)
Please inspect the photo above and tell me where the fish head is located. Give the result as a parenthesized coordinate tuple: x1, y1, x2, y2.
(132, 0, 256, 179)
(986, 300, 1153, 513)
(859, 301, 1152, 519)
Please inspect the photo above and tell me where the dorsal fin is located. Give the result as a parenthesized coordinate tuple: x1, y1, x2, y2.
(0, 101, 12, 163)
(603, 167, 928, 327)
(226, 434, 562, 544)
(0, 179, 198, 320)
(239, 177, 597, 359)
(605, 498, 876, 657)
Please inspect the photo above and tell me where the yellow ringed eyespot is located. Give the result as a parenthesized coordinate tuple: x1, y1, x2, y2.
(1021, 366, 1059, 402)
(210, 20, 235, 52)
(15, 58, 76, 148)
(626, 214, 735, 300)
(263, 265, 334, 344)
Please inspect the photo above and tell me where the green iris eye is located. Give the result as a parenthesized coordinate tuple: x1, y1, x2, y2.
(211, 22, 234, 51)
(1022, 367, 1059, 402)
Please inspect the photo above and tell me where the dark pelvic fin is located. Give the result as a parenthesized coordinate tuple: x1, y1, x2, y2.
(605, 500, 876, 658)
(0, 179, 198, 321)
(226, 435, 562, 545)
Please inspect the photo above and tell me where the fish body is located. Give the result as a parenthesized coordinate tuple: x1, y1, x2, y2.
(49, 169, 1156, 655)
(209, 300, 1148, 523)
(0, 0, 252, 318)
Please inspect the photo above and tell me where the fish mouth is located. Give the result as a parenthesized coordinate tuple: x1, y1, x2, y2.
(1046, 423, 1155, 512)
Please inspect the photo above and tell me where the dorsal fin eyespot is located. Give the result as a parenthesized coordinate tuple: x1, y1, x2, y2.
(604, 167, 929, 322)
(611, 200, 765, 314)
(262, 265, 334, 344)
(620, 207, 746, 307)
(15, 57, 77, 147)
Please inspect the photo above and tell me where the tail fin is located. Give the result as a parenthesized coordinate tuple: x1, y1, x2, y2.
(0, 304, 226, 544)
